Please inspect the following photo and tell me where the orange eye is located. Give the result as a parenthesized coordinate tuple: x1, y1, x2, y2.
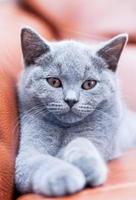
(82, 80, 97, 90)
(46, 77, 62, 88)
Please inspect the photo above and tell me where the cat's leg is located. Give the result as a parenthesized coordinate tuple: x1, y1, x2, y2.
(16, 114, 85, 197)
(59, 137, 108, 187)
(16, 150, 86, 196)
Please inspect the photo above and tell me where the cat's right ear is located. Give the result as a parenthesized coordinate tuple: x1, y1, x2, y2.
(21, 27, 50, 66)
(96, 34, 128, 72)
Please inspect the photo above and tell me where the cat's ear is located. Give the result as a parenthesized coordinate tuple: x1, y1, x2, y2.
(21, 27, 50, 66)
(97, 34, 128, 72)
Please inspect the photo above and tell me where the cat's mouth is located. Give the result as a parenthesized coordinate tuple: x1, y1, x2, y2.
(53, 106, 92, 123)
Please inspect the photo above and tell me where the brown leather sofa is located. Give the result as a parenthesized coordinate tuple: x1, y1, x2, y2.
(0, 1, 136, 200)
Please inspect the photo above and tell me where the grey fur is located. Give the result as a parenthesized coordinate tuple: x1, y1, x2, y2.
(15, 28, 136, 197)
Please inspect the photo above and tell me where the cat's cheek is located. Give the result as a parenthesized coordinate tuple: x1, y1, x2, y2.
(72, 106, 89, 119)
(38, 90, 64, 105)
(81, 93, 103, 109)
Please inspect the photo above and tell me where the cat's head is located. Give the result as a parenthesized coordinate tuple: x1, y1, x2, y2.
(20, 27, 128, 124)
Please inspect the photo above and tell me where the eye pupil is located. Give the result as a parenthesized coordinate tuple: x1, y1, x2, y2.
(53, 80, 56, 85)
(88, 82, 91, 87)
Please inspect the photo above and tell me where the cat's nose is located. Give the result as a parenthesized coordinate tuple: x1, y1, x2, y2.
(64, 99, 78, 108)
(64, 89, 79, 107)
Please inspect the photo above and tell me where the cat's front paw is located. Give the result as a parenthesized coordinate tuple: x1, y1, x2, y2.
(32, 164, 86, 196)
(69, 153, 108, 187)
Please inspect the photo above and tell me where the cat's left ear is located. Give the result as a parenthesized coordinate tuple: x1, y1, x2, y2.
(97, 34, 128, 72)
(21, 27, 50, 66)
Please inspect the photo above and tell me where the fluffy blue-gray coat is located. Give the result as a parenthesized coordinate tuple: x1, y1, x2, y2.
(15, 28, 136, 196)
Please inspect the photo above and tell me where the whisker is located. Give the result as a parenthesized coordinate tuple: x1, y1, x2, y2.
(78, 104, 117, 120)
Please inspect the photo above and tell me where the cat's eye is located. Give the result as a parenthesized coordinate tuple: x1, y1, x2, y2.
(82, 80, 97, 90)
(46, 77, 62, 88)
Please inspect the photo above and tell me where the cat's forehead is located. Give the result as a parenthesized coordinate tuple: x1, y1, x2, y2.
(50, 41, 99, 79)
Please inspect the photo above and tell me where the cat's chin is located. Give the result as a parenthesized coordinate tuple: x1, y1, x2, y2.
(54, 112, 87, 124)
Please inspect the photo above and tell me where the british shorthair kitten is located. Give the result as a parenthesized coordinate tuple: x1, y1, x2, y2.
(16, 28, 136, 196)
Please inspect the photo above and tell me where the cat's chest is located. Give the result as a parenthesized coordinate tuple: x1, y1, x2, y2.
(61, 123, 95, 146)
(38, 124, 63, 155)
(43, 121, 94, 153)
(60, 119, 115, 150)
(43, 116, 116, 158)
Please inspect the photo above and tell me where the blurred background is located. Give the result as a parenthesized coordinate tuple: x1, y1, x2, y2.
(0, 0, 136, 108)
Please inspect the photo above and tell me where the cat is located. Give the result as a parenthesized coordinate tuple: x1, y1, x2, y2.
(15, 27, 136, 197)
